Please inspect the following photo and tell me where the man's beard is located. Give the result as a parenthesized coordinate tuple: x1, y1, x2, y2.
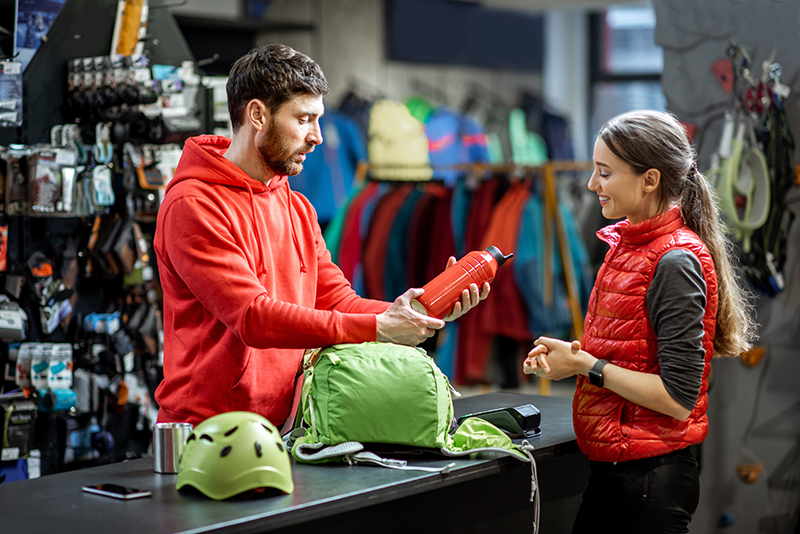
(258, 121, 312, 177)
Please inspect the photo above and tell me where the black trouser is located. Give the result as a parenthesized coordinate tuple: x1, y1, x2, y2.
(571, 447, 700, 534)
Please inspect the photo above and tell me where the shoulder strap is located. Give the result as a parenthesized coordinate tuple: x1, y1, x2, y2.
(346, 451, 455, 474)
(293, 440, 364, 462)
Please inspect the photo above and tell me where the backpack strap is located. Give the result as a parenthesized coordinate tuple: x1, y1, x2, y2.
(286, 348, 319, 437)
(519, 441, 540, 534)
(292, 437, 456, 474)
(293, 440, 364, 462)
(345, 451, 456, 474)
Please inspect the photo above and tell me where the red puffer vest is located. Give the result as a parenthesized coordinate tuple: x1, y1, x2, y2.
(574, 206, 718, 462)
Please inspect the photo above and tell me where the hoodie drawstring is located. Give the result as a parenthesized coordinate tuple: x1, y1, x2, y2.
(286, 183, 308, 273)
(243, 180, 307, 275)
(244, 181, 269, 275)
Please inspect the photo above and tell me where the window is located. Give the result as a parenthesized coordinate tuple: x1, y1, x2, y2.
(590, 5, 666, 134)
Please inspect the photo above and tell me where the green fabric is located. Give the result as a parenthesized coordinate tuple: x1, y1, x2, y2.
(486, 133, 505, 164)
(291, 342, 526, 464)
(449, 417, 518, 453)
(405, 95, 436, 124)
(509, 108, 548, 166)
(300, 342, 452, 449)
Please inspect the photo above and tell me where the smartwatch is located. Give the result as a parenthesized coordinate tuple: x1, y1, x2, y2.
(588, 359, 608, 388)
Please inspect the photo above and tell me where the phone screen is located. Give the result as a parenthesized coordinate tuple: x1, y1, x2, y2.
(82, 484, 152, 500)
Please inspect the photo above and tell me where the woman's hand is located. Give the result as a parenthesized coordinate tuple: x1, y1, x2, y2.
(523, 344, 550, 376)
(523, 338, 583, 380)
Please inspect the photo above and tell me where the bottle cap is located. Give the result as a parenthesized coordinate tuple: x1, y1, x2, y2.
(485, 246, 513, 267)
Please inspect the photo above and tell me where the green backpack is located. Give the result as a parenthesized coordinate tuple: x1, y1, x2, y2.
(288, 342, 540, 527)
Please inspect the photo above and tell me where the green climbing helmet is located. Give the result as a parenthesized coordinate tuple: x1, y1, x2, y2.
(176, 411, 294, 500)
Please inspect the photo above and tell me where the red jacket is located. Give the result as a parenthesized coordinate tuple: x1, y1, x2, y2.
(154, 136, 389, 427)
(574, 206, 718, 462)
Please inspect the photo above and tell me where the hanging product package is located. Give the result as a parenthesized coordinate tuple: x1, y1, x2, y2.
(1, 399, 37, 460)
(28, 148, 77, 216)
(5, 145, 31, 215)
(288, 342, 540, 526)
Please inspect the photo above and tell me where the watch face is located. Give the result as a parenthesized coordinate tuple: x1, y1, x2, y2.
(589, 360, 606, 387)
(589, 370, 602, 387)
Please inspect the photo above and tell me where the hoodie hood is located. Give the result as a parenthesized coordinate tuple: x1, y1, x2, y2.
(167, 135, 290, 194)
(169, 135, 306, 273)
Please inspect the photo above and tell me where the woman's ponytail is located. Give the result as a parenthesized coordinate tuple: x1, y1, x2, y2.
(681, 164, 757, 357)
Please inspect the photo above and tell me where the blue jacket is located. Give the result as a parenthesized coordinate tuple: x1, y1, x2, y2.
(292, 111, 367, 223)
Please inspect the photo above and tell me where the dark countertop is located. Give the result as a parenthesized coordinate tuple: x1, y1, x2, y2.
(0, 392, 581, 534)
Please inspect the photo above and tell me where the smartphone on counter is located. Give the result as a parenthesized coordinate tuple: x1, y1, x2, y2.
(82, 483, 152, 500)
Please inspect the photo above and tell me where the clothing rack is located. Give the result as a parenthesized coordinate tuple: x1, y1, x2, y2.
(345, 160, 594, 395)
(354, 160, 593, 182)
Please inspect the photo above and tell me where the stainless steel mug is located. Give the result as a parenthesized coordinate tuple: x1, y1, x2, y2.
(153, 422, 193, 474)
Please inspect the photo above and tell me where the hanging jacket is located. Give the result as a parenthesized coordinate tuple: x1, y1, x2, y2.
(425, 107, 491, 186)
(291, 112, 367, 224)
(384, 187, 424, 301)
(513, 192, 571, 337)
(337, 180, 381, 285)
(478, 180, 532, 342)
(451, 177, 472, 257)
(421, 186, 457, 287)
(154, 135, 390, 427)
(362, 184, 415, 300)
(574, 206, 718, 462)
(406, 187, 440, 289)
(456, 178, 504, 384)
(322, 180, 363, 264)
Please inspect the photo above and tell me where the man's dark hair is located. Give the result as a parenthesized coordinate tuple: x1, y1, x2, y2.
(226, 43, 329, 132)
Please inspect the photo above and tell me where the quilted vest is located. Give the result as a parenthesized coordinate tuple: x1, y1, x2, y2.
(574, 206, 718, 462)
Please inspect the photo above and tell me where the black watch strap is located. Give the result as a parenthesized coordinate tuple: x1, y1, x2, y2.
(588, 359, 608, 388)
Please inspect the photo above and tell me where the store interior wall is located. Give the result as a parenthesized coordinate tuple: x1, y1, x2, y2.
(256, 0, 550, 134)
(653, 1, 800, 533)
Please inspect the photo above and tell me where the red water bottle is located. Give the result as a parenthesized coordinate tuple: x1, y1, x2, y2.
(410, 246, 513, 319)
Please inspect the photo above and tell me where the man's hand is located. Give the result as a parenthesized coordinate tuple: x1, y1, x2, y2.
(377, 288, 446, 346)
(441, 256, 491, 322)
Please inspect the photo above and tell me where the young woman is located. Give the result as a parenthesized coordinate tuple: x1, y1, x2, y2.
(524, 110, 755, 534)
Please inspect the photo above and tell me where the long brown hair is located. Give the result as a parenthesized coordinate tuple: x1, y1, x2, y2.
(599, 110, 756, 357)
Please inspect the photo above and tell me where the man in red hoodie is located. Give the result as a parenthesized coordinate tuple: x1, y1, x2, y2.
(154, 44, 487, 430)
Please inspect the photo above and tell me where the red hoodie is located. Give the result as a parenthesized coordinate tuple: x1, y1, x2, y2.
(154, 135, 390, 427)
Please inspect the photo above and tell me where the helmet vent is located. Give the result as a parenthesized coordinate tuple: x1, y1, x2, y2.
(255, 442, 263, 457)
(200, 434, 213, 442)
(276, 442, 284, 453)
(220, 445, 232, 457)
(261, 424, 273, 434)
(224, 426, 239, 437)
(187, 433, 196, 442)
